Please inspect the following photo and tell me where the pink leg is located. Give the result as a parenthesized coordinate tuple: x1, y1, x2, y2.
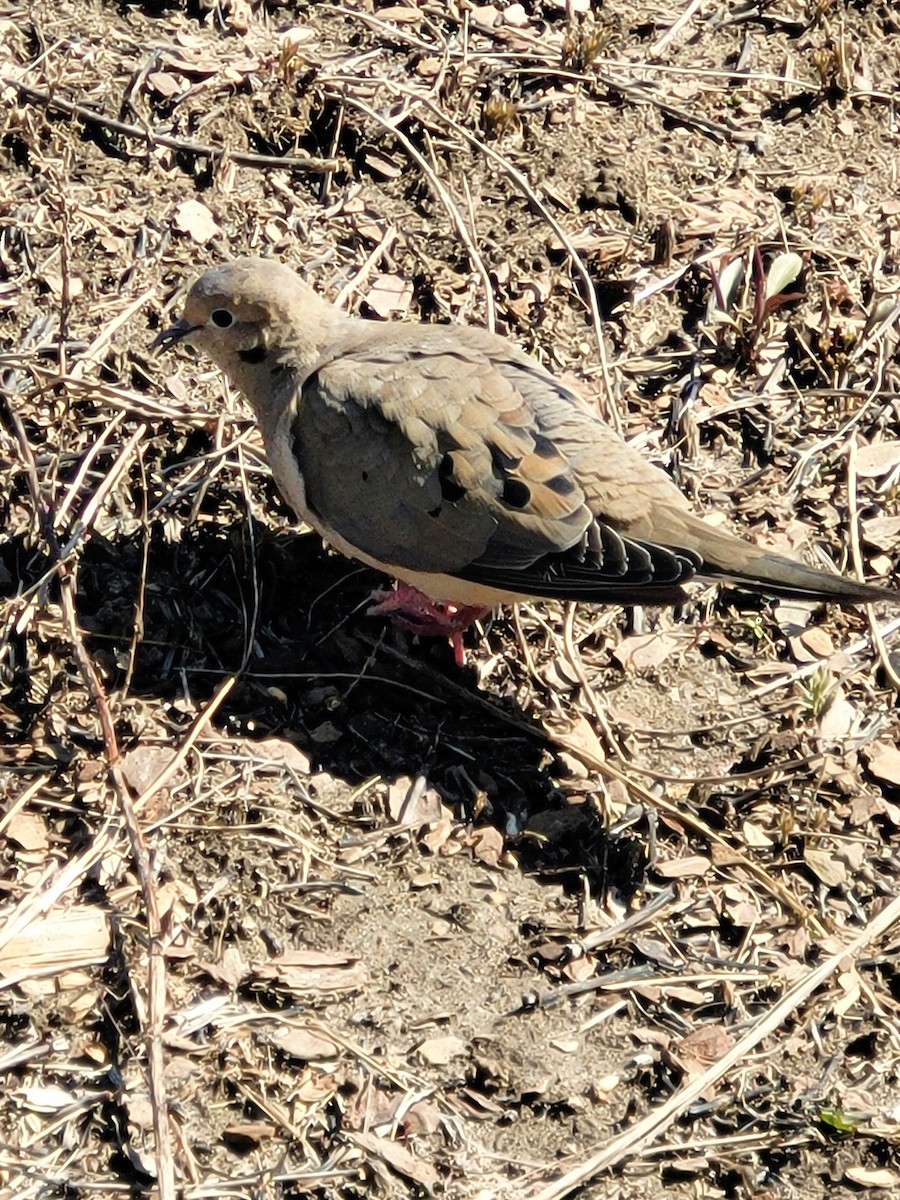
(368, 585, 491, 664)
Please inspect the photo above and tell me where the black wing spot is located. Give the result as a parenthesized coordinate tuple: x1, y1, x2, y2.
(488, 442, 521, 472)
(532, 433, 558, 459)
(438, 453, 466, 502)
(502, 478, 531, 509)
(545, 473, 577, 496)
(238, 344, 267, 365)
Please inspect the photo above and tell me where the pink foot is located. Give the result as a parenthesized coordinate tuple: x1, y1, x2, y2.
(367, 585, 491, 665)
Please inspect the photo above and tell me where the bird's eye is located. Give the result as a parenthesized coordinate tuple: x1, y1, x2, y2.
(211, 308, 236, 329)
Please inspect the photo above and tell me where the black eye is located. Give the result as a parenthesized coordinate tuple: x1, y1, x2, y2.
(211, 309, 236, 329)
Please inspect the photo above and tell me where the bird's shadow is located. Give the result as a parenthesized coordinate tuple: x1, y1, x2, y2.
(3, 520, 648, 897)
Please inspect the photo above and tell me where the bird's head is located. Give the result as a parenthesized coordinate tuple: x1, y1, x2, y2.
(153, 257, 344, 390)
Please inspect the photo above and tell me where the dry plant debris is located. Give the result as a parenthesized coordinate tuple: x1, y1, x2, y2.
(2, 2, 900, 1199)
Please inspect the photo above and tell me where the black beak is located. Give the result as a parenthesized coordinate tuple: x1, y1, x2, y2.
(151, 317, 198, 351)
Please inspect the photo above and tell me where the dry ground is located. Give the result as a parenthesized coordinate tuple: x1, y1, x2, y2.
(2, 1, 900, 1198)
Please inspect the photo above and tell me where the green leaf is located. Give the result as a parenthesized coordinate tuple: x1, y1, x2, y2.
(764, 251, 803, 301)
(819, 1106, 859, 1134)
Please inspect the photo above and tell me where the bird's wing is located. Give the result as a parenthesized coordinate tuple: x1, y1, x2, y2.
(289, 329, 699, 601)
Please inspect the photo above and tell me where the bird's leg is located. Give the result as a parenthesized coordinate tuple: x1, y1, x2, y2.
(367, 585, 491, 664)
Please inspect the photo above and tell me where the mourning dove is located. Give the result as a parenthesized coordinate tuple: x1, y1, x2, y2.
(154, 257, 894, 650)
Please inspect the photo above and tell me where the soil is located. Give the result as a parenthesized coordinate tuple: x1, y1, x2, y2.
(2, 2, 900, 1198)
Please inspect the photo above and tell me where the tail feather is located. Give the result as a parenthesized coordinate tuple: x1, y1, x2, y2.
(679, 520, 894, 604)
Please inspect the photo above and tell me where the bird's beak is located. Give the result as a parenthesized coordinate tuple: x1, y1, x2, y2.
(151, 316, 198, 351)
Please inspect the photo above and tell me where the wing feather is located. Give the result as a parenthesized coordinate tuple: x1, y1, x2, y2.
(289, 330, 701, 598)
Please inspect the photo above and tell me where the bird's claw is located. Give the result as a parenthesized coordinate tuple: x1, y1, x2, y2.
(367, 586, 491, 664)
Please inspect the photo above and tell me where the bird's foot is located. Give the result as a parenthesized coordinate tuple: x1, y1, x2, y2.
(368, 586, 491, 665)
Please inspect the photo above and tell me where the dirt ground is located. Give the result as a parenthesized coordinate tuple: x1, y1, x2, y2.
(2, 1, 900, 1197)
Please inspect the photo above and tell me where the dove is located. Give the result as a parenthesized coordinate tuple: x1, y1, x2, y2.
(154, 257, 894, 657)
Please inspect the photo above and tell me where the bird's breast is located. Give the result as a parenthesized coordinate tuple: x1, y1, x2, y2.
(264, 411, 312, 524)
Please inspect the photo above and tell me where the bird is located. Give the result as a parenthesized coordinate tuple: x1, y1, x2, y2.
(153, 256, 894, 659)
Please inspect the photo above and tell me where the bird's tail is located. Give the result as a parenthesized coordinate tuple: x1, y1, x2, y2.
(676, 517, 894, 604)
